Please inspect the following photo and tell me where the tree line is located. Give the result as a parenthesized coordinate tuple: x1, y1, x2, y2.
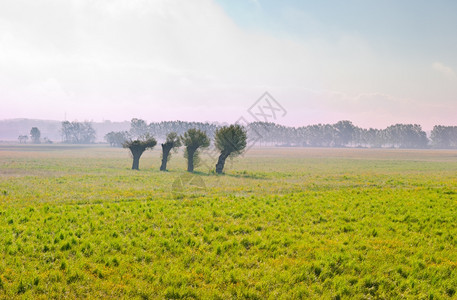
(253, 121, 430, 149)
(106, 119, 457, 149)
(255, 121, 455, 149)
(18, 119, 457, 149)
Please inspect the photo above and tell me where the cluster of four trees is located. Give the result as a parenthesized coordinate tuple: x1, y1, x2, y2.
(123, 125, 247, 174)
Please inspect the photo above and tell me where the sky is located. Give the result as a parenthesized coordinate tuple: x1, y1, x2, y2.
(1, 0, 456, 130)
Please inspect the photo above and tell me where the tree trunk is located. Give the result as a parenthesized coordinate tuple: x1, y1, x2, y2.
(131, 148, 144, 170)
(187, 149, 195, 172)
(215, 152, 230, 174)
(132, 154, 140, 170)
(160, 144, 172, 171)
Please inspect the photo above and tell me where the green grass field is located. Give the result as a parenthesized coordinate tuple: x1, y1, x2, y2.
(1, 145, 457, 299)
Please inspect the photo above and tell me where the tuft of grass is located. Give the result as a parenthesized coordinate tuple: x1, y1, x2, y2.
(17, 281, 26, 295)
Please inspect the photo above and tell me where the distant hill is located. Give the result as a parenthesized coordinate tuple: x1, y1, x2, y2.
(0, 119, 130, 142)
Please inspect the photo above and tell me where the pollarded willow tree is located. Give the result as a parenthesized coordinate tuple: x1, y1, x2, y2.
(214, 124, 247, 174)
(182, 128, 210, 172)
(160, 132, 182, 171)
(123, 135, 157, 170)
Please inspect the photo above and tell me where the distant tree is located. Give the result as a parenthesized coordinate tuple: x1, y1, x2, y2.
(160, 132, 182, 171)
(351, 127, 365, 147)
(105, 131, 130, 147)
(30, 127, 41, 144)
(104, 132, 117, 147)
(214, 125, 247, 174)
(364, 128, 384, 148)
(334, 120, 356, 147)
(182, 128, 210, 172)
(129, 118, 149, 139)
(61, 121, 96, 144)
(147, 121, 218, 142)
(303, 124, 336, 147)
(123, 135, 157, 170)
(384, 124, 428, 148)
(18, 135, 28, 144)
(430, 126, 457, 149)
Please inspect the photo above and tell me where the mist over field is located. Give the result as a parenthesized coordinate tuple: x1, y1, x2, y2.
(1, 1, 457, 298)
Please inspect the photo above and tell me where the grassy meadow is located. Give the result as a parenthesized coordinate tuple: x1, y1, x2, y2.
(1, 144, 457, 299)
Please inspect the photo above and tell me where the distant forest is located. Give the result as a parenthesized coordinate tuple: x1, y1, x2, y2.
(2, 118, 457, 149)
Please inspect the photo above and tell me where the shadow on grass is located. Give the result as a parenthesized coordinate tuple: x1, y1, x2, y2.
(189, 170, 212, 177)
(224, 171, 270, 180)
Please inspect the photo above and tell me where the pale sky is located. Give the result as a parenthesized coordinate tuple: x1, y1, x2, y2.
(1, 0, 456, 130)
